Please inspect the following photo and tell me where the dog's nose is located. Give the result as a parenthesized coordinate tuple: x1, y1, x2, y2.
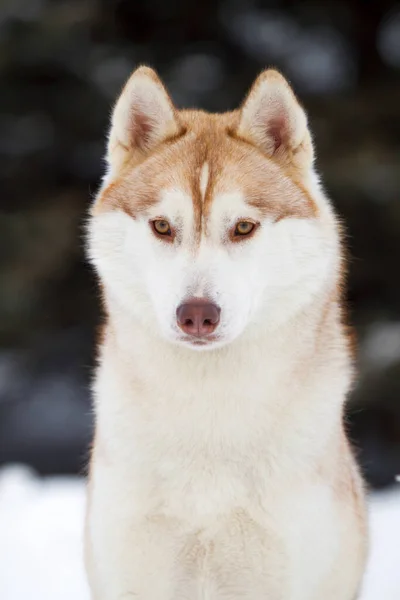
(176, 298, 221, 337)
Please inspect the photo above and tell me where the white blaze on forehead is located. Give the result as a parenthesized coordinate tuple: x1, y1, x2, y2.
(199, 162, 209, 200)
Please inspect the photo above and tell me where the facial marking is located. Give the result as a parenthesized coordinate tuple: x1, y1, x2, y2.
(199, 162, 209, 201)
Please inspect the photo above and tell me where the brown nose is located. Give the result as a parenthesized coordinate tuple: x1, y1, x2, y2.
(176, 298, 220, 337)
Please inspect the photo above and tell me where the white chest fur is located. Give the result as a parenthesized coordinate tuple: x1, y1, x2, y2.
(86, 311, 364, 600)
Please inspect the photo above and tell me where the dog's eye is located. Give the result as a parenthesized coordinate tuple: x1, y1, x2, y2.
(233, 221, 257, 237)
(151, 219, 173, 238)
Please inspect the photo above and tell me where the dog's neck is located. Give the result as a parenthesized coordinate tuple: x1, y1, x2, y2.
(94, 291, 349, 479)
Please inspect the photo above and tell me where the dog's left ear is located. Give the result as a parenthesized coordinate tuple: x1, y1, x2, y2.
(237, 70, 314, 172)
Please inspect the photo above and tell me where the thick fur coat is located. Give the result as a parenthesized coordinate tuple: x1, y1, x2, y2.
(85, 66, 367, 600)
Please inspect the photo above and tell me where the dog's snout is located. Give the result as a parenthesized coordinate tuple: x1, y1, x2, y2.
(176, 298, 220, 337)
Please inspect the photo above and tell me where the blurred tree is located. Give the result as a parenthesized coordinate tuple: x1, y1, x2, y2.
(0, 0, 399, 486)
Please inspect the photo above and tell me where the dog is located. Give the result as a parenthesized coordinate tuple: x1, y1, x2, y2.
(85, 66, 367, 599)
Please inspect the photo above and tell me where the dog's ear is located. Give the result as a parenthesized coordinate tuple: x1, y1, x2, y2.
(237, 70, 313, 172)
(107, 66, 181, 173)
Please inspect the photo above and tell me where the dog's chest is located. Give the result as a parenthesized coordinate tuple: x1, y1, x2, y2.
(151, 448, 268, 522)
(122, 395, 291, 522)
(173, 507, 288, 600)
(100, 366, 321, 523)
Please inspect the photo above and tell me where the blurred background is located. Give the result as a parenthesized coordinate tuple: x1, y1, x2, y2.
(0, 1, 400, 599)
(0, 0, 400, 495)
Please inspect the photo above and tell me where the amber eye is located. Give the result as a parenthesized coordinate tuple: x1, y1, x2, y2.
(152, 219, 172, 237)
(234, 221, 256, 237)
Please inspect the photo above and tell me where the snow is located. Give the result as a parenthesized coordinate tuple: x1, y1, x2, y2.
(0, 465, 399, 599)
(0, 466, 89, 600)
(360, 488, 400, 599)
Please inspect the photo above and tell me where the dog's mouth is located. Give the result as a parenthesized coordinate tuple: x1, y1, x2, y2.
(190, 338, 215, 346)
(177, 334, 219, 348)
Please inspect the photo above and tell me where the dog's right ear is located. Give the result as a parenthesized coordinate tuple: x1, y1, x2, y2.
(107, 66, 181, 174)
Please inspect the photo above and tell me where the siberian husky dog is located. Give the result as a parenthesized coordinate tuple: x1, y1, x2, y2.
(85, 66, 367, 600)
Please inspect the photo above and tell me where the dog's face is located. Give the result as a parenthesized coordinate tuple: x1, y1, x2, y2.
(88, 68, 338, 350)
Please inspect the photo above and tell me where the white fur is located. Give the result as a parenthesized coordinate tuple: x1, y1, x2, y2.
(88, 178, 338, 351)
(86, 171, 365, 599)
(199, 162, 209, 200)
(86, 69, 366, 600)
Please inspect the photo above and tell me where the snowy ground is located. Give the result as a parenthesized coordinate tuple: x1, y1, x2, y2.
(0, 466, 399, 600)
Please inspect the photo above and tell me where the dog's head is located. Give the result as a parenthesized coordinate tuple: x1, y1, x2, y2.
(88, 67, 340, 350)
